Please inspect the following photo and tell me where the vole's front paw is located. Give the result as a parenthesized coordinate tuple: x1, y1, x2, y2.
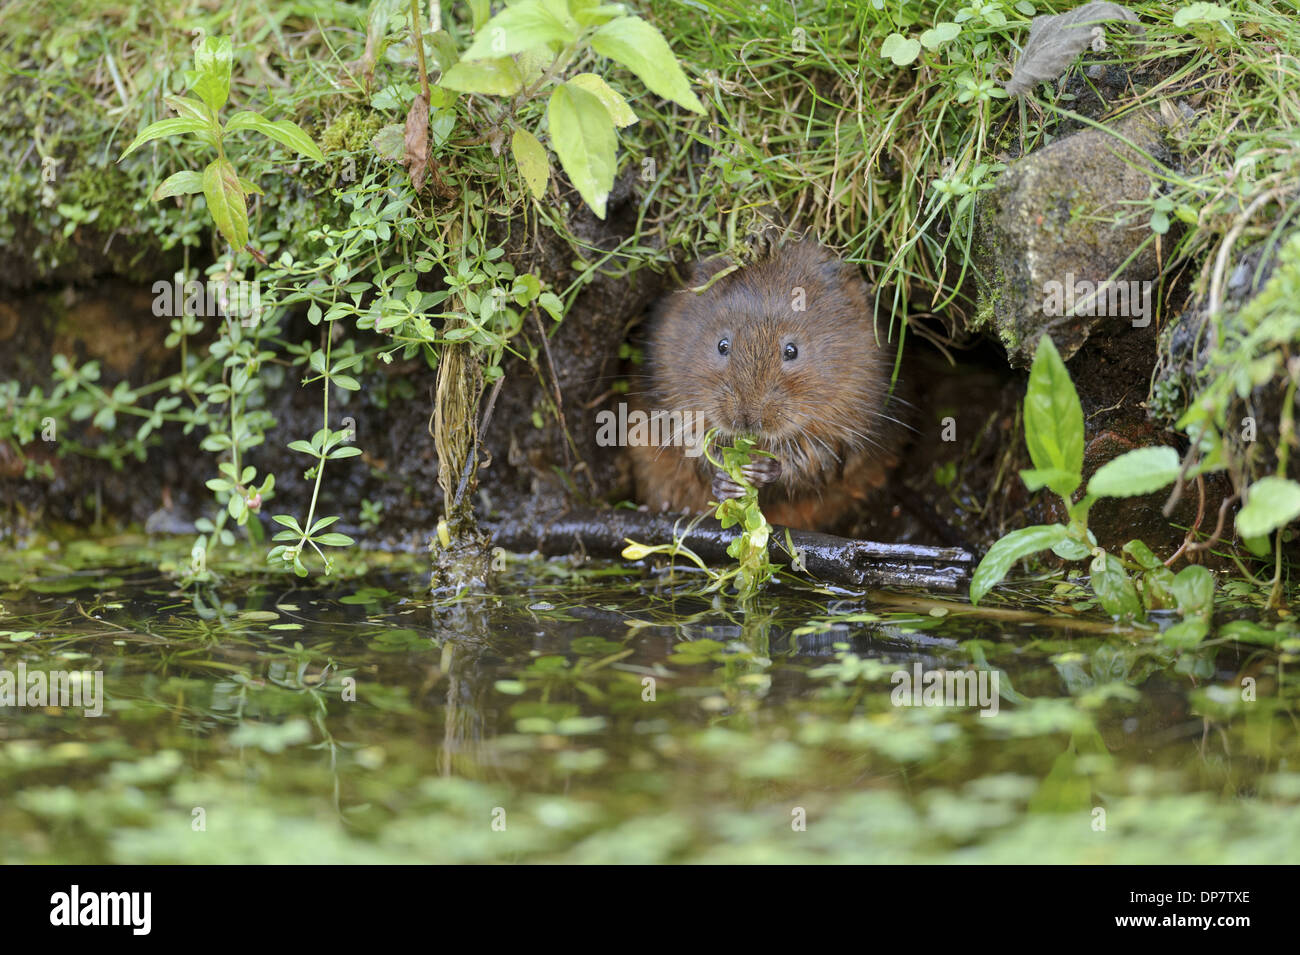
(711, 458, 782, 502)
(742, 457, 782, 487)
(712, 469, 746, 502)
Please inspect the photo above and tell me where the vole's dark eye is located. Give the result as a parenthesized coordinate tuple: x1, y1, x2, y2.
(718, 338, 730, 356)
(783, 343, 798, 361)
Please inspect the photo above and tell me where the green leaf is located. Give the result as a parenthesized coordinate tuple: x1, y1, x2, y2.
(547, 82, 617, 219)
(202, 157, 248, 249)
(163, 95, 214, 123)
(1020, 467, 1076, 493)
(150, 170, 205, 201)
(568, 73, 638, 127)
(970, 523, 1069, 605)
(511, 127, 550, 199)
(1023, 335, 1083, 499)
(462, 0, 577, 59)
(1236, 476, 1300, 538)
(118, 117, 214, 160)
(191, 35, 233, 112)
(920, 22, 961, 50)
(1161, 618, 1208, 649)
(1087, 446, 1181, 498)
(439, 57, 524, 95)
(1171, 564, 1215, 618)
(1089, 551, 1142, 621)
(538, 291, 564, 321)
(590, 16, 705, 114)
(226, 111, 326, 163)
(314, 532, 356, 547)
(372, 123, 406, 161)
(880, 32, 922, 66)
(1051, 536, 1091, 560)
(1121, 539, 1162, 570)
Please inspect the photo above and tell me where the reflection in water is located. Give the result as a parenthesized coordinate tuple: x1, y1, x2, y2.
(0, 546, 1295, 862)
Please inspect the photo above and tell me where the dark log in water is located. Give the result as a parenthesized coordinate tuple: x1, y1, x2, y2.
(485, 509, 974, 592)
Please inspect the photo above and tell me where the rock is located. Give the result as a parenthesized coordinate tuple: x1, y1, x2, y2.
(973, 109, 1172, 367)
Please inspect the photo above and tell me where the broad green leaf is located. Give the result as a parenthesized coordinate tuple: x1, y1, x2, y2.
(881, 32, 921, 65)
(1020, 467, 1076, 492)
(440, 57, 524, 95)
(151, 169, 205, 201)
(590, 16, 705, 114)
(1160, 618, 1208, 648)
(226, 111, 326, 163)
(920, 22, 961, 50)
(970, 523, 1069, 605)
(569, 73, 638, 127)
(511, 127, 550, 199)
(1171, 564, 1215, 618)
(1051, 536, 1091, 560)
(1138, 563, 1177, 611)
(1121, 539, 1162, 570)
(372, 123, 405, 161)
(1236, 476, 1300, 538)
(202, 157, 249, 249)
(1087, 446, 1181, 498)
(547, 82, 617, 219)
(1089, 551, 1142, 621)
(191, 35, 233, 112)
(164, 95, 214, 123)
(1023, 335, 1083, 499)
(118, 117, 213, 160)
(1219, 620, 1283, 646)
(462, 0, 576, 59)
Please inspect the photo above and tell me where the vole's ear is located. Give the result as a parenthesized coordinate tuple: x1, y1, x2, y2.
(685, 255, 734, 289)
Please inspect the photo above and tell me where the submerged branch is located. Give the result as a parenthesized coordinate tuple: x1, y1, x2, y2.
(485, 509, 975, 592)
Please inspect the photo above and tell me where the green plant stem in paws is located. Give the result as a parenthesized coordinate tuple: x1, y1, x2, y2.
(705, 431, 778, 599)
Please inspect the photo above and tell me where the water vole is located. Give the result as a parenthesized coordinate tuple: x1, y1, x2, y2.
(628, 243, 901, 532)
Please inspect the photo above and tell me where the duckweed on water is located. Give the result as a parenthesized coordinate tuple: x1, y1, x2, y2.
(0, 535, 1296, 863)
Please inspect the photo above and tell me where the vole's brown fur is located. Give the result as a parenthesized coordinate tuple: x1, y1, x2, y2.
(629, 243, 901, 532)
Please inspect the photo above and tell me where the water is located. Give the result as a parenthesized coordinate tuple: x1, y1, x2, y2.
(1, 536, 1297, 863)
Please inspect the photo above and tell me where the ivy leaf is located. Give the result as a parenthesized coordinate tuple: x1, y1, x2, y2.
(590, 16, 705, 114)
(462, 0, 577, 59)
(150, 170, 205, 201)
(225, 111, 326, 163)
(511, 127, 550, 199)
(547, 82, 617, 219)
(118, 117, 214, 160)
(970, 523, 1069, 605)
(1236, 476, 1300, 538)
(191, 35, 233, 113)
(1023, 335, 1083, 499)
(1086, 446, 1181, 498)
(439, 57, 524, 95)
(202, 157, 248, 249)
